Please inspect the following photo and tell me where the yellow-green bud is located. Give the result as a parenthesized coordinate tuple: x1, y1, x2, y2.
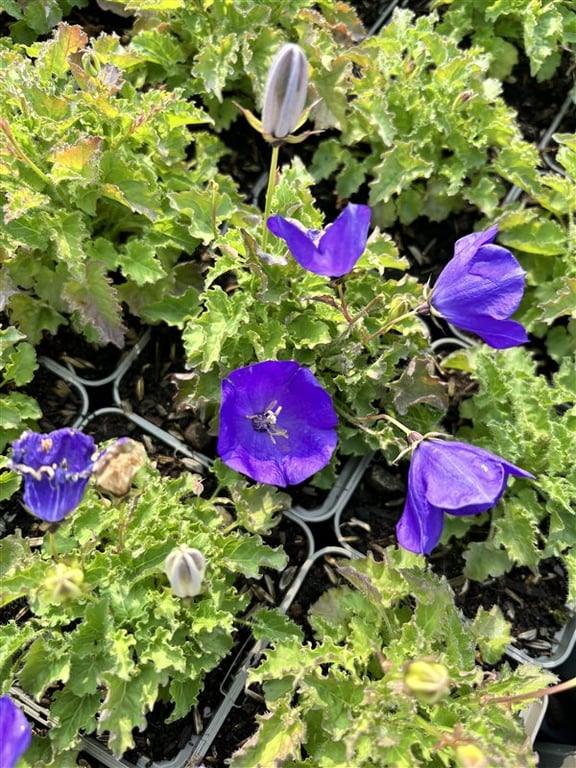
(165, 545, 206, 598)
(82, 51, 101, 77)
(261, 43, 308, 141)
(454, 744, 489, 768)
(42, 562, 84, 604)
(403, 660, 450, 704)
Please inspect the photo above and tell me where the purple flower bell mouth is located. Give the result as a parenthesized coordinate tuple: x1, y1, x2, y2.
(429, 225, 529, 348)
(0, 695, 32, 768)
(267, 203, 371, 277)
(396, 435, 534, 556)
(217, 360, 338, 486)
(10, 428, 97, 522)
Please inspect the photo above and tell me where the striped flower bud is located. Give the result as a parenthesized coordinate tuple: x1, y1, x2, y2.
(165, 545, 206, 598)
(262, 43, 308, 141)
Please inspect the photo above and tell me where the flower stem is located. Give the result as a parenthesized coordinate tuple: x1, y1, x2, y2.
(48, 531, 59, 562)
(261, 144, 280, 252)
(482, 675, 576, 706)
(362, 308, 421, 344)
(356, 412, 414, 437)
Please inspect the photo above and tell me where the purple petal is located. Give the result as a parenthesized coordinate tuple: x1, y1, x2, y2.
(267, 203, 371, 277)
(316, 204, 372, 276)
(396, 438, 533, 555)
(10, 429, 96, 522)
(396, 458, 444, 555)
(217, 360, 337, 486)
(431, 228, 528, 349)
(435, 226, 499, 286)
(416, 440, 532, 514)
(0, 696, 32, 768)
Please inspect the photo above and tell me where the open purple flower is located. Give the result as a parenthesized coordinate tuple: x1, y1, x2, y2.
(0, 695, 32, 768)
(396, 434, 533, 555)
(217, 360, 338, 486)
(10, 428, 97, 523)
(428, 225, 528, 348)
(267, 203, 371, 277)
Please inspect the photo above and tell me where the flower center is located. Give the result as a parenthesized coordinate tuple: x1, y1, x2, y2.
(246, 400, 289, 444)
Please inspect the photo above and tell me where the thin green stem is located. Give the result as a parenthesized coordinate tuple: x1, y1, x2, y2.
(261, 144, 280, 252)
(356, 412, 414, 437)
(49, 531, 59, 562)
(362, 308, 421, 344)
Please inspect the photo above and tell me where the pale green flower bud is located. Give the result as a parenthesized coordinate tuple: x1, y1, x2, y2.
(82, 51, 101, 77)
(42, 562, 84, 604)
(262, 43, 308, 140)
(403, 660, 450, 704)
(454, 744, 489, 768)
(165, 545, 206, 598)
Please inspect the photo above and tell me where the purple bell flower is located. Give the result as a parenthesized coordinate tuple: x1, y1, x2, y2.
(10, 428, 97, 523)
(429, 225, 528, 348)
(396, 435, 533, 555)
(217, 360, 338, 486)
(0, 695, 32, 768)
(267, 203, 371, 277)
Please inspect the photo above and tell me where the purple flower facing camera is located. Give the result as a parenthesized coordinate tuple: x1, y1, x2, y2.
(0, 695, 32, 768)
(267, 203, 371, 277)
(429, 225, 528, 348)
(217, 360, 338, 486)
(396, 435, 533, 555)
(10, 428, 97, 523)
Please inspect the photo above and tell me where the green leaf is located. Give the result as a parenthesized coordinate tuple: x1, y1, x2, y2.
(192, 34, 240, 102)
(50, 690, 102, 753)
(62, 260, 126, 347)
(19, 636, 71, 697)
(120, 240, 166, 286)
(98, 666, 160, 755)
(230, 696, 305, 767)
(2, 340, 37, 386)
(470, 606, 512, 665)
(250, 608, 304, 644)
(369, 143, 434, 204)
(7, 295, 66, 344)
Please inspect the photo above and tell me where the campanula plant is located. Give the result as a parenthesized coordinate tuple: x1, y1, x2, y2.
(0, 696, 32, 768)
(1, 435, 288, 761)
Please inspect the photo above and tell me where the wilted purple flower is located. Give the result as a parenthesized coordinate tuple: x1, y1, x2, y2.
(217, 360, 338, 486)
(0, 695, 32, 768)
(262, 43, 308, 141)
(429, 225, 528, 348)
(10, 428, 97, 523)
(396, 434, 533, 555)
(267, 203, 371, 277)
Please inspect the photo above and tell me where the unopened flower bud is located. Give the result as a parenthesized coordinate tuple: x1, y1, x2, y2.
(262, 43, 308, 141)
(42, 562, 84, 604)
(454, 744, 489, 768)
(82, 51, 101, 77)
(165, 545, 206, 598)
(403, 660, 450, 704)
